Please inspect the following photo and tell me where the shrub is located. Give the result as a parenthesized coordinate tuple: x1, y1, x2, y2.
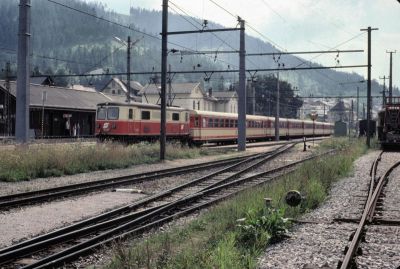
(236, 207, 290, 249)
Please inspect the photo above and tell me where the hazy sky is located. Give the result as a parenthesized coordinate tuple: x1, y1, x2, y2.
(85, 0, 400, 87)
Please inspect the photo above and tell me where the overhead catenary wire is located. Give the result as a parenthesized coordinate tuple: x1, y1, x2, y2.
(0, 46, 93, 66)
(168, 1, 260, 69)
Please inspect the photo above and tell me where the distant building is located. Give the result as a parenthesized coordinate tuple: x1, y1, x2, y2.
(99, 77, 143, 102)
(141, 82, 238, 113)
(298, 99, 330, 121)
(329, 100, 350, 122)
(212, 90, 238, 113)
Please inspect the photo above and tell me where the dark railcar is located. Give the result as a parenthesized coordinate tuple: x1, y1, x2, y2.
(378, 97, 400, 147)
(359, 119, 376, 137)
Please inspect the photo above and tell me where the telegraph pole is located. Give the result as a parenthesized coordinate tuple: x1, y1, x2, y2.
(379, 76, 389, 107)
(160, 0, 168, 160)
(356, 86, 359, 135)
(275, 69, 280, 141)
(5, 62, 11, 136)
(362, 103, 365, 119)
(238, 18, 246, 151)
(168, 64, 172, 106)
(360, 26, 378, 148)
(387, 51, 396, 103)
(16, 0, 31, 143)
(126, 36, 131, 102)
(351, 99, 354, 136)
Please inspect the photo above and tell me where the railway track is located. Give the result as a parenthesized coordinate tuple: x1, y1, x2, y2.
(0, 144, 292, 210)
(0, 145, 335, 268)
(338, 150, 400, 268)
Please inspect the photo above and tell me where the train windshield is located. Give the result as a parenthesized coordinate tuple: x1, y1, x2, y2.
(97, 107, 106, 120)
(107, 107, 119, 120)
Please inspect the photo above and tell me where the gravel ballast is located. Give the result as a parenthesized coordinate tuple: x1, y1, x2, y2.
(258, 151, 380, 269)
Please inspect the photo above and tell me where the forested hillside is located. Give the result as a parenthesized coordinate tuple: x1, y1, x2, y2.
(0, 0, 394, 101)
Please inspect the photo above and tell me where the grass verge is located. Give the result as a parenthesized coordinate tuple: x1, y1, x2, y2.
(104, 138, 368, 269)
(0, 142, 223, 182)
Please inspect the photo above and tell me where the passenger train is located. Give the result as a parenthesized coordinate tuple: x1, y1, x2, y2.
(95, 102, 333, 145)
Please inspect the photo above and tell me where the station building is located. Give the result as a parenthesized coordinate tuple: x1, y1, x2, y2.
(0, 80, 125, 138)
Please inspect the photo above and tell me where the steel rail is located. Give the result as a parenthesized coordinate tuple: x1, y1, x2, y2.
(0, 149, 274, 209)
(340, 156, 400, 269)
(0, 144, 292, 265)
(21, 149, 336, 269)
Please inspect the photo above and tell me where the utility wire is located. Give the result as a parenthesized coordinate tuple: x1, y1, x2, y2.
(169, 1, 260, 69)
(0, 46, 92, 66)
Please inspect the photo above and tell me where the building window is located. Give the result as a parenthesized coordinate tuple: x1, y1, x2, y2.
(193, 101, 196, 109)
(141, 111, 151, 120)
(128, 109, 133, 119)
(197, 101, 200, 110)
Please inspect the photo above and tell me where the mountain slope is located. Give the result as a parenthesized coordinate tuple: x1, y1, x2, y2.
(0, 0, 394, 102)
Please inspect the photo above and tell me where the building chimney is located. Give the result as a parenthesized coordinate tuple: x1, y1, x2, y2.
(208, 87, 212, 97)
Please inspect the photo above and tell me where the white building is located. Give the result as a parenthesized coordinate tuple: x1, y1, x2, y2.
(141, 82, 238, 113)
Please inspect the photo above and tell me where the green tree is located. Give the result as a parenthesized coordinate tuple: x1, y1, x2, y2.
(254, 75, 303, 118)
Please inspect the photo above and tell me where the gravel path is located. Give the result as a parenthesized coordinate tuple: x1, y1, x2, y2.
(0, 192, 145, 248)
(258, 151, 380, 269)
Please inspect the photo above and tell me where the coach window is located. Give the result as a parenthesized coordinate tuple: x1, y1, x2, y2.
(185, 113, 189, 122)
(203, 118, 207, 128)
(141, 111, 151, 120)
(229, 120, 234, 128)
(195, 117, 199, 127)
(97, 107, 106, 120)
(128, 109, 133, 119)
(208, 118, 213, 128)
(214, 119, 219, 128)
(107, 107, 119, 120)
(172, 113, 180, 121)
(235, 120, 238, 128)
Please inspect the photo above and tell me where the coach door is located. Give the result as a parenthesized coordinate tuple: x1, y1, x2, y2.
(128, 108, 134, 133)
